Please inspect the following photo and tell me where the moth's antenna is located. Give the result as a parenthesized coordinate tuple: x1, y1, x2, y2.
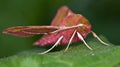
(77, 32, 93, 50)
(64, 30, 77, 52)
(51, 24, 84, 34)
(40, 36, 64, 54)
(91, 31, 109, 46)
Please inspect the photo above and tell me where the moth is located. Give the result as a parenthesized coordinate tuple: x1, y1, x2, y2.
(3, 6, 109, 54)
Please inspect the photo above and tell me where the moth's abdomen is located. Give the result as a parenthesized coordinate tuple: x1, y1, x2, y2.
(34, 33, 60, 46)
(34, 28, 89, 46)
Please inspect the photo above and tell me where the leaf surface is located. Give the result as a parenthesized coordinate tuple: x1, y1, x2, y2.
(0, 36, 120, 67)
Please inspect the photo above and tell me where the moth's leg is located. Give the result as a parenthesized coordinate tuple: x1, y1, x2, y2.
(77, 32, 93, 50)
(51, 24, 84, 33)
(40, 36, 64, 54)
(64, 30, 77, 52)
(91, 31, 109, 46)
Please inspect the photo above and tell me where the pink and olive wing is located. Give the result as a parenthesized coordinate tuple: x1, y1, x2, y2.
(3, 26, 60, 37)
(56, 13, 90, 27)
(51, 6, 73, 26)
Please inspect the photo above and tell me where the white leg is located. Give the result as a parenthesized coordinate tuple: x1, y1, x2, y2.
(64, 30, 77, 52)
(40, 36, 64, 54)
(77, 32, 93, 50)
(91, 31, 109, 46)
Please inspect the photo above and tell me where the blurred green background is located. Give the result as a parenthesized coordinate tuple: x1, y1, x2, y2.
(0, 0, 120, 58)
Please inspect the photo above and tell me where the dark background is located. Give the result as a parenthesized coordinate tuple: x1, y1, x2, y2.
(0, 0, 120, 58)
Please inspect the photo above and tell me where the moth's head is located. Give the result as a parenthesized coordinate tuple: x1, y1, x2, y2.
(79, 14, 91, 33)
(76, 15, 91, 37)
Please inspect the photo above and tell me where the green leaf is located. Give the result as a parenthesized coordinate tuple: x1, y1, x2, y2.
(0, 36, 120, 67)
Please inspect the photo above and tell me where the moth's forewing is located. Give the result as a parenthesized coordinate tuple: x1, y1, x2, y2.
(59, 14, 90, 26)
(51, 6, 73, 26)
(3, 26, 60, 37)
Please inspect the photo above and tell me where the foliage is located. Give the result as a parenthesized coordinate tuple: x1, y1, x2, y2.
(0, 36, 120, 67)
